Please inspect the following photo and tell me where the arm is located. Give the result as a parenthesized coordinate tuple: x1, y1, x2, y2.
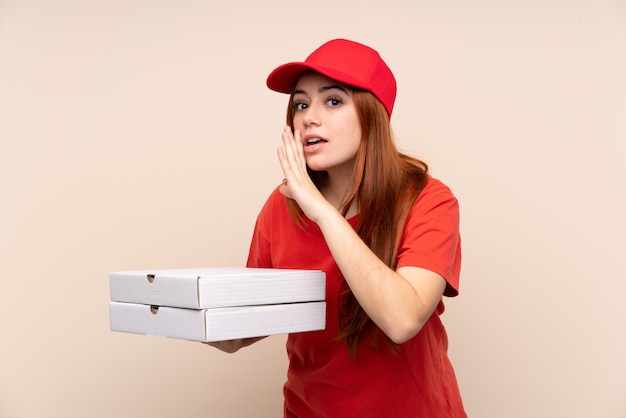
(310, 208, 446, 344)
(278, 127, 447, 344)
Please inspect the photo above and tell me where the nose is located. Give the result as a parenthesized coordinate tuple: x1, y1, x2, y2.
(302, 102, 321, 127)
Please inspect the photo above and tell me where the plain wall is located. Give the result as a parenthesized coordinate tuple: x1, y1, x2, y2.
(1, 1, 624, 417)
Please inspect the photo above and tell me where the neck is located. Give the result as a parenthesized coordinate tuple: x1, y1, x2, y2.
(320, 171, 357, 217)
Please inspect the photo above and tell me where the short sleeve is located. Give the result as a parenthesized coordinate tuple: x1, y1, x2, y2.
(396, 177, 461, 297)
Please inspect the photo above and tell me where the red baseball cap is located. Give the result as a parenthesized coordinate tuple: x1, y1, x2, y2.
(266, 39, 397, 117)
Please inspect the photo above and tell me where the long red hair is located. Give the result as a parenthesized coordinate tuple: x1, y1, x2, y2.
(285, 88, 429, 356)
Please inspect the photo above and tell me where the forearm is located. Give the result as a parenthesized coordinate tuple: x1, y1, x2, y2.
(316, 210, 440, 343)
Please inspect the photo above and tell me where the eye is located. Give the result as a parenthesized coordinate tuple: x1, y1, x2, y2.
(326, 96, 343, 107)
(293, 101, 308, 111)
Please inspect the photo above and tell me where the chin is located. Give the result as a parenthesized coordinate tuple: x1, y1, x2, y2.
(304, 159, 328, 173)
(307, 165, 326, 173)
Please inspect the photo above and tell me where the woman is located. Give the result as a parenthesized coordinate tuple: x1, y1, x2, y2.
(210, 39, 466, 417)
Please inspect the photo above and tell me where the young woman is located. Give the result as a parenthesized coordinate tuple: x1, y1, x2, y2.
(210, 39, 466, 417)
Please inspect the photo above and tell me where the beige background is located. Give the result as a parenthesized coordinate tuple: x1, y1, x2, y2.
(1, 0, 625, 417)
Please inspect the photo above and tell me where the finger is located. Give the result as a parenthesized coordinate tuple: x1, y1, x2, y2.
(280, 127, 304, 180)
(280, 127, 296, 167)
(283, 127, 306, 177)
(277, 145, 291, 179)
(284, 127, 301, 160)
(276, 147, 296, 200)
(291, 128, 306, 169)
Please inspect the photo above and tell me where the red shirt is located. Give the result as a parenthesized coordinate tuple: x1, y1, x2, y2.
(247, 177, 466, 418)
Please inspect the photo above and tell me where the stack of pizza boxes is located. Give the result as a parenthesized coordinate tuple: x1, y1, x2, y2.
(109, 267, 326, 342)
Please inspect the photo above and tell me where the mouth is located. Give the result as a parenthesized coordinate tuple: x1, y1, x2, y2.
(305, 137, 327, 146)
(302, 134, 328, 152)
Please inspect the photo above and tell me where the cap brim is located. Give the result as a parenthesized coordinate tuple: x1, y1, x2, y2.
(266, 62, 370, 95)
(266, 62, 310, 93)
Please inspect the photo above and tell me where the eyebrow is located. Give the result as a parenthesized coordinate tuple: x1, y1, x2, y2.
(293, 85, 350, 96)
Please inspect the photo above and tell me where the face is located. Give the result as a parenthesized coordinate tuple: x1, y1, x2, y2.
(291, 72, 362, 176)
